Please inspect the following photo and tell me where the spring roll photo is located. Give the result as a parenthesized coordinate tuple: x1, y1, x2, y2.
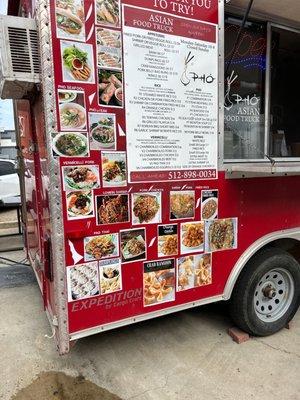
(100, 83, 116, 104)
(109, 74, 122, 88)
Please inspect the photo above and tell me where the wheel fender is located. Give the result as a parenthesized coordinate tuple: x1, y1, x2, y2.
(223, 228, 300, 300)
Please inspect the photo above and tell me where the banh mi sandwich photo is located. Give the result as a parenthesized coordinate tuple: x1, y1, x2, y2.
(96, 0, 120, 26)
(56, 7, 83, 35)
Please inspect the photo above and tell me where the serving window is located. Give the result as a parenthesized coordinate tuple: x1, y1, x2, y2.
(224, 17, 267, 161)
(224, 16, 300, 165)
(270, 26, 300, 158)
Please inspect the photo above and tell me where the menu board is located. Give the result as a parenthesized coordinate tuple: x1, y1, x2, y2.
(123, 5, 218, 182)
(48, 0, 233, 332)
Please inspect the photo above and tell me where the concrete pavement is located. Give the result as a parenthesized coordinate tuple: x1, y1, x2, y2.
(0, 209, 20, 231)
(0, 273, 299, 400)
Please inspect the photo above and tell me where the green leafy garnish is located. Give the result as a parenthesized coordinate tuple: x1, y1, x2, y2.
(63, 45, 88, 69)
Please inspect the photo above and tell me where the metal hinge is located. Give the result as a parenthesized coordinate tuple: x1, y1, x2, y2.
(28, 141, 38, 154)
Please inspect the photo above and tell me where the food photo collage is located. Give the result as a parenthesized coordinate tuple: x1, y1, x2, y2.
(51, 1, 239, 309)
(64, 185, 238, 307)
(52, 0, 123, 158)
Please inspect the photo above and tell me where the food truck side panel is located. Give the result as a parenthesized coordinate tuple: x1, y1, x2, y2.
(9, 0, 300, 343)
(44, 0, 300, 337)
(45, 0, 221, 335)
(66, 174, 300, 333)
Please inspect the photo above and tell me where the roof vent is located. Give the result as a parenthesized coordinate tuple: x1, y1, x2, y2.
(0, 15, 40, 99)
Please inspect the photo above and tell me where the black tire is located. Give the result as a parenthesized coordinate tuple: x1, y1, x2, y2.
(229, 247, 300, 336)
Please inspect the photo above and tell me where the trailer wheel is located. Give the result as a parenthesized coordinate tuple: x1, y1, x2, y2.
(229, 248, 300, 336)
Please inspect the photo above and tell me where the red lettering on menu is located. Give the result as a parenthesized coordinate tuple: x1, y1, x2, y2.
(124, 6, 216, 42)
(122, 0, 219, 24)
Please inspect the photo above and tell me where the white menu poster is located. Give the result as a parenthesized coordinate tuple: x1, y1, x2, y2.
(123, 5, 218, 183)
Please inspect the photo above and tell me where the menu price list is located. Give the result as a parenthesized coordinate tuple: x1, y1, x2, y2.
(123, 5, 218, 182)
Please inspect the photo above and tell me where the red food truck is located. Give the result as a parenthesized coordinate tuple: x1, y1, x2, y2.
(0, 0, 299, 354)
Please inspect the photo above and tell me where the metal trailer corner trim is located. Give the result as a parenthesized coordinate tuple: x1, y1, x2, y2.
(36, 0, 69, 355)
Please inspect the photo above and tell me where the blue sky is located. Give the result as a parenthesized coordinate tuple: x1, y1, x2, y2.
(0, 0, 15, 130)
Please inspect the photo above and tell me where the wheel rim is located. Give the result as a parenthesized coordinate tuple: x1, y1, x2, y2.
(253, 268, 295, 323)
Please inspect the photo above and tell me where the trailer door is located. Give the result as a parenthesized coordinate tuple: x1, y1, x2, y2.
(15, 100, 42, 279)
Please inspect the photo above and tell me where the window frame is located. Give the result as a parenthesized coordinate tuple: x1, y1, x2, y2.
(267, 22, 300, 163)
(223, 16, 269, 163)
(220, 14, 300, 174)
(0, 160, 16, 176)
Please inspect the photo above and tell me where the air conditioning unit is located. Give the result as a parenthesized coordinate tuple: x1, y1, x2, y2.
(0, 15, 40, 100)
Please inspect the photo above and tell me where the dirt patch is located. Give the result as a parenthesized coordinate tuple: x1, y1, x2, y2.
(11, 372, 122, 400)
